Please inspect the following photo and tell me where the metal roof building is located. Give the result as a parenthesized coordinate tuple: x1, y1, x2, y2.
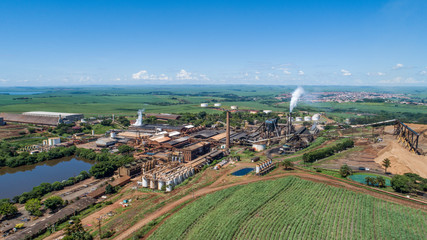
(23, 111, 83, 122)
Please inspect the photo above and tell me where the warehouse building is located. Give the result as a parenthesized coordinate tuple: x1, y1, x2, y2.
(182, 142, 211, 162)
(0, 113, 60, 126)
(23, 111, 83, 123)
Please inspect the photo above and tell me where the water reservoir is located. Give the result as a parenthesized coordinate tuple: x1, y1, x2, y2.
(232, 168, 254, 176)
(349, 174, 391, 186)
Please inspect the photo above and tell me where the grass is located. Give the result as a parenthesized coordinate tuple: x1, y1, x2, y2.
(148, 176, 427, 240)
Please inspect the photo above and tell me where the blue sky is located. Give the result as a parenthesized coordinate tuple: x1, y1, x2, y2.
(0, 0, 426, 86)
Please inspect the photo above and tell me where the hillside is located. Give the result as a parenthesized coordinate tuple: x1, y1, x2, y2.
(148, 176, 427, 240)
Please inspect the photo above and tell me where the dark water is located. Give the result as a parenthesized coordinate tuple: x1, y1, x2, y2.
(0, 92, 43, 95)
(0, 157, 93, 199)
(232, 168, 254, 176)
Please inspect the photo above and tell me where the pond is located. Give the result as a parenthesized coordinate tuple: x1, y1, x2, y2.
(349, 174, 391, 187)
(232, 168, 254, 176)
(0, 157, 94, 199)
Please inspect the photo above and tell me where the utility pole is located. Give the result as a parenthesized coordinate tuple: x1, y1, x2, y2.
(97, 216, 102, 238)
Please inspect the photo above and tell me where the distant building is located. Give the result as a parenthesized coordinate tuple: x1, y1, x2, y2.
(0, 117, 4, 126)
(23, 111, 83, 123)
(145, 113, 181, 121)
(0, 113, 60, 126)
(200, 103, 208, 107)
(182, 142, 211, 162)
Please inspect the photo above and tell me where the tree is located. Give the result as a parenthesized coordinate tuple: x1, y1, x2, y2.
(365, 177, 377, 186)
(376, 176, 386, 188)
(283, 160, 294, 170)
(100, 119, 112, 126)
(90, 162, 116, 178)
(118, 145, 134, 154)
(391, 175, 414, 193)
(25, 199, 42, 216)
(64, 218, 93, 240)
(382, 158, 391, 174)
(339, 164, 353, 177)
(105, 184, 116, 194)
(0, 202, 18, 219)
(44, 196, 64, 212)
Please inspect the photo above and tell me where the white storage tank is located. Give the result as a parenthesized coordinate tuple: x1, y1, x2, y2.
(110, 131, 116, 138)
(256, 165, 260, 174)
(166, 181, 173, 192)
(158, 180, 165, 191)
(214, 103, 222, 107)
(304, 116, 311, 121)
(312, 114, 320, 121)
(201, 103, 208, 108)
(150, 179, 158, 189)
(142, 177, 148, 188)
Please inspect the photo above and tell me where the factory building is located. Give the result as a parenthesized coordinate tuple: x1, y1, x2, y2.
(0, 113, 61, 126)
(182, 142, 211, 162)
(145, 113, 181, 121)
(43, 137, 61, 146)
(23, 111, 83, 123)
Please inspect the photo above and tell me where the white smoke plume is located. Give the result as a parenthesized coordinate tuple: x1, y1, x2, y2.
(289, 86, 305, 113)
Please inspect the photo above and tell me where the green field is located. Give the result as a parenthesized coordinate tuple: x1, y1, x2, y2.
(1, 86, 426, 120)
(149, 177, 427, 240)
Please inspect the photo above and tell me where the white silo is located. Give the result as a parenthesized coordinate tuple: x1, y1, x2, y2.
(166, 181, 173, 192)
(150, 179, 158, 189)
(110, 131, 116, 138)
(312, 114, 320, 121)
(142, 177, 148, 188)
(256, 165, 260, 174)
(158, 180, 165, 191)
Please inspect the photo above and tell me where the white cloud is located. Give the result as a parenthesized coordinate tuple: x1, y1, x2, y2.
(158, 74, 169, 81)
(115, 78, 121, 81)
(199, 74, 210, 81)
(132, 70, 169, 81)
(419, 70, 427, 75)
(298, 70, 305, 75)
(176, 69, 194, 80)
(0, 78, 8, 83)
(283, 70, 291, 75)
(367, 72, 385, 76)
(341, 69, 352, 76)
(393, 63, 404, 69)
(132, 70, 149, 80)
(255, 75, 260, 80)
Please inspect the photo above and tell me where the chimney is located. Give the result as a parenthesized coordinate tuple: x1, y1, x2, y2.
(226, 111, 230, 149)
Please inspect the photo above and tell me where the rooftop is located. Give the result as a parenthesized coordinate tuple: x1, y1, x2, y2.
(23, 111, 83, 117)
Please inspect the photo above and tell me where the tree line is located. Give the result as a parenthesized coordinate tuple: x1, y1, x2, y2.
(303, 138, 354, 163)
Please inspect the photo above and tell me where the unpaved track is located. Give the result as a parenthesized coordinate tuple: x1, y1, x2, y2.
(115, 171, 427, 240)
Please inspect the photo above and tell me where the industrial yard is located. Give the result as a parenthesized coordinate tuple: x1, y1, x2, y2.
(1, 86, 427, 240)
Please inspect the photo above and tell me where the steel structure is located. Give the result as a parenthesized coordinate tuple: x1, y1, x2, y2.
(394, 121, 420, 154)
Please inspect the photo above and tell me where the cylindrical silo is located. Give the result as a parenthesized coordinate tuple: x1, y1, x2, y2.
(150, 179, 158, 189)
(158, 180, 165, 191)
(256, 165, 260, 173)
(142, 177, 148, 188)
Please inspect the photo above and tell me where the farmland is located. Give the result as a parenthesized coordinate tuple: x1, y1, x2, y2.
(149, 176, 427, 240)
(1, 86, 427, 121)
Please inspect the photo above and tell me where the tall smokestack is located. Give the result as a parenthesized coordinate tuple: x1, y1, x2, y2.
(226, 111, 230, 149)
